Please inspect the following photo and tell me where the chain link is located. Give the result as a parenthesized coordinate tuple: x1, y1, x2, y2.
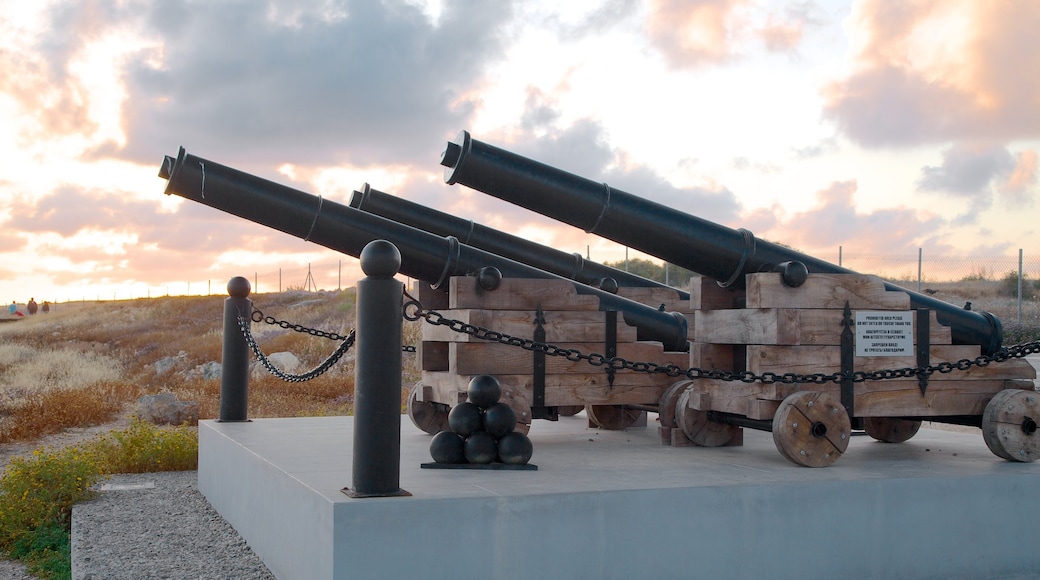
(402, 301, 1040, 385)
(238, 313, 355, 382)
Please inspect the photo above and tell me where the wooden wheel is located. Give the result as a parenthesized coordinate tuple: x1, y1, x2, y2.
(586, 405, 642, 430)
(406, 382, 449, 435)
(658, 380, 695, 429)
(982, 389, 1040, 462)
(556, 405, 584, 417)
(772, 391, 850, 467)
(674, 389, 740, 447)
(863, 417, 922, 443)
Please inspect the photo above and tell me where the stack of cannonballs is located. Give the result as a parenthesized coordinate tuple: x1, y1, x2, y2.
(429, 375, 534, 466)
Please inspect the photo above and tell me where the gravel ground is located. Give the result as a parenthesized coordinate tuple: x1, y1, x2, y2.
(70, 471, 274, 580)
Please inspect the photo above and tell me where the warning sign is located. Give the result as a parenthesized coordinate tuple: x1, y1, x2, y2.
(855, 311, 913, 356)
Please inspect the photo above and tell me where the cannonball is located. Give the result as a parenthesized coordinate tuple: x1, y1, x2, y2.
(429, 431, 465, 464)
(483, 403, 517, 439)
(448, 402, 483, 437)
(497, 431, 533, 465)
(464, 431, 498, 464)
(467, 375, 501, 409)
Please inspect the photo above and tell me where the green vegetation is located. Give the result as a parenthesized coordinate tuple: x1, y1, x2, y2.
(603, 258, 697, 288)
(0, 419, 198, 579)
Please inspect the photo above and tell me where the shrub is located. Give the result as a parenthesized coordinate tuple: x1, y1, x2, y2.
(0, 419, 199, 577)
(998, 271, 1037, 299)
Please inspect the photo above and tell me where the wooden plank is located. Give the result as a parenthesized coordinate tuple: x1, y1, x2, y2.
(419, 341, 449, 372)
(449, 342, 689, 375)
(412, 279, 449, 309)
(746, 398, 781, 420)
(746, 345, 1036, 380)
(695, 308, 952, 346)
(450, 277, 602, 310)
(688, 277, 743, 310)
(687, 380, 781, 415)
(421, 371, 669, 406)
(746, 273, 911, 310)
(420, 309, 638, 344)
(688, 343, 738, 372)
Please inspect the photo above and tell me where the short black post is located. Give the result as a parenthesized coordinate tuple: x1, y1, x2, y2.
(219, 276, 252, 422)
(344, 240, 410, 498)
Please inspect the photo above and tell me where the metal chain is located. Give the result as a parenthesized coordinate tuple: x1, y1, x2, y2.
(402, 302, 1040, 385)
(241, 306, 355, 382)
(238, 314, 355, 382)
(251, 307, 417, 353)
(250, 308, 352, 341)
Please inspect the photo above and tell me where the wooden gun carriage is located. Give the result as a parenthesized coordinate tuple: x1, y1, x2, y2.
(159, 138, 1037, 468)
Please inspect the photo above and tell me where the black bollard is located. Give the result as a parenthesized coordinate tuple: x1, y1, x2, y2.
(344, 240, 411, 498)
(219, 276, 252, 422)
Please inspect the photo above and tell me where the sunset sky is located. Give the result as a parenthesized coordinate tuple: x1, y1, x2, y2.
(1, 0, 1037, 304)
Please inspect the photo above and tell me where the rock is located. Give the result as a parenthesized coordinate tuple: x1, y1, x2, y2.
(137, 393, 199, 426)
(182, 361, 222, 381)
(252, 352, 301, 379)
(154, 357, 180, 375)
(154, 351, 189, 376)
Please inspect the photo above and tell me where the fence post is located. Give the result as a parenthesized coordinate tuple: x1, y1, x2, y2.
(344, 240, 410, 498)
(1019, 248, 1024, 324)
(219, 276, 252, 422)
(917, 248, 923, 293)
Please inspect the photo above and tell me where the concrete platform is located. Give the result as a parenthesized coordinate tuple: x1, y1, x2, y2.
(200, 411, 1040, 580)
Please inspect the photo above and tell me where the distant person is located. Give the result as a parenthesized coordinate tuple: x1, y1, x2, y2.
(27, 298, 37, 315)
(41, 301, 50, 314)
(7, 301, 15, 315)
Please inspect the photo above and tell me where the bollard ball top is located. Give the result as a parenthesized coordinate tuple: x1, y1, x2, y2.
(360, 240, 401, 277)
(227, 276, 251, 298)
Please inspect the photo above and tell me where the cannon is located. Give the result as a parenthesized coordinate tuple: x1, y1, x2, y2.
(159, 148, 686, 350)
(159, 147, 695, 432)
(348, 183, 690, 300)
(438, 131, 1037, 466)
(439, 130, 1002, 356)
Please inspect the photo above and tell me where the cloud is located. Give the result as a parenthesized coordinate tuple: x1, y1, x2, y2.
(644, 0, 818, 67)
(17, 0, 515, 170)
(823, 0, 1040, 147)
(645, 0, 749, 67)
(997, 150, 1038, 202)
(916, 144, 1015, 197)
(751, 180, 949, 256)
(2, 184, 336, 290)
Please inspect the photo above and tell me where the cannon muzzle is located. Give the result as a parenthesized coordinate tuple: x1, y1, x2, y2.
(348, 184, 690, 300)
(440, 131, 1003, 355)
(159, 147, 689, 351)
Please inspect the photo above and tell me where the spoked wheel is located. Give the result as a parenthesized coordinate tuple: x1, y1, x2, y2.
(982, 389, 1040, 462)
(406, 382, 450, 435)
(772, 391, 850, 467)
(863, 417, 922, 443)
(586, 405, 642, 430)
(674, 389, 740, 447)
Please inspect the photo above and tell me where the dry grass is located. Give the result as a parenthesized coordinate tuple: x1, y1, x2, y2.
(0, 278, 1032, 450)
(0, 289, 417, 447)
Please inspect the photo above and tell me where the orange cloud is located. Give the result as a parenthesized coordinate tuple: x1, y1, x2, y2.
(645, 0, 749, 67)
(759, 14, 803, 52)
(824, 0, 1040, 146)
(998, 149, 1038, 199)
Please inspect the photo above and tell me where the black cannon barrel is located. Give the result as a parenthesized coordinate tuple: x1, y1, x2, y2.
(440, 131, 1003, 355)
(348, 184, 690, 300)
(158, 148, 689, 352)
